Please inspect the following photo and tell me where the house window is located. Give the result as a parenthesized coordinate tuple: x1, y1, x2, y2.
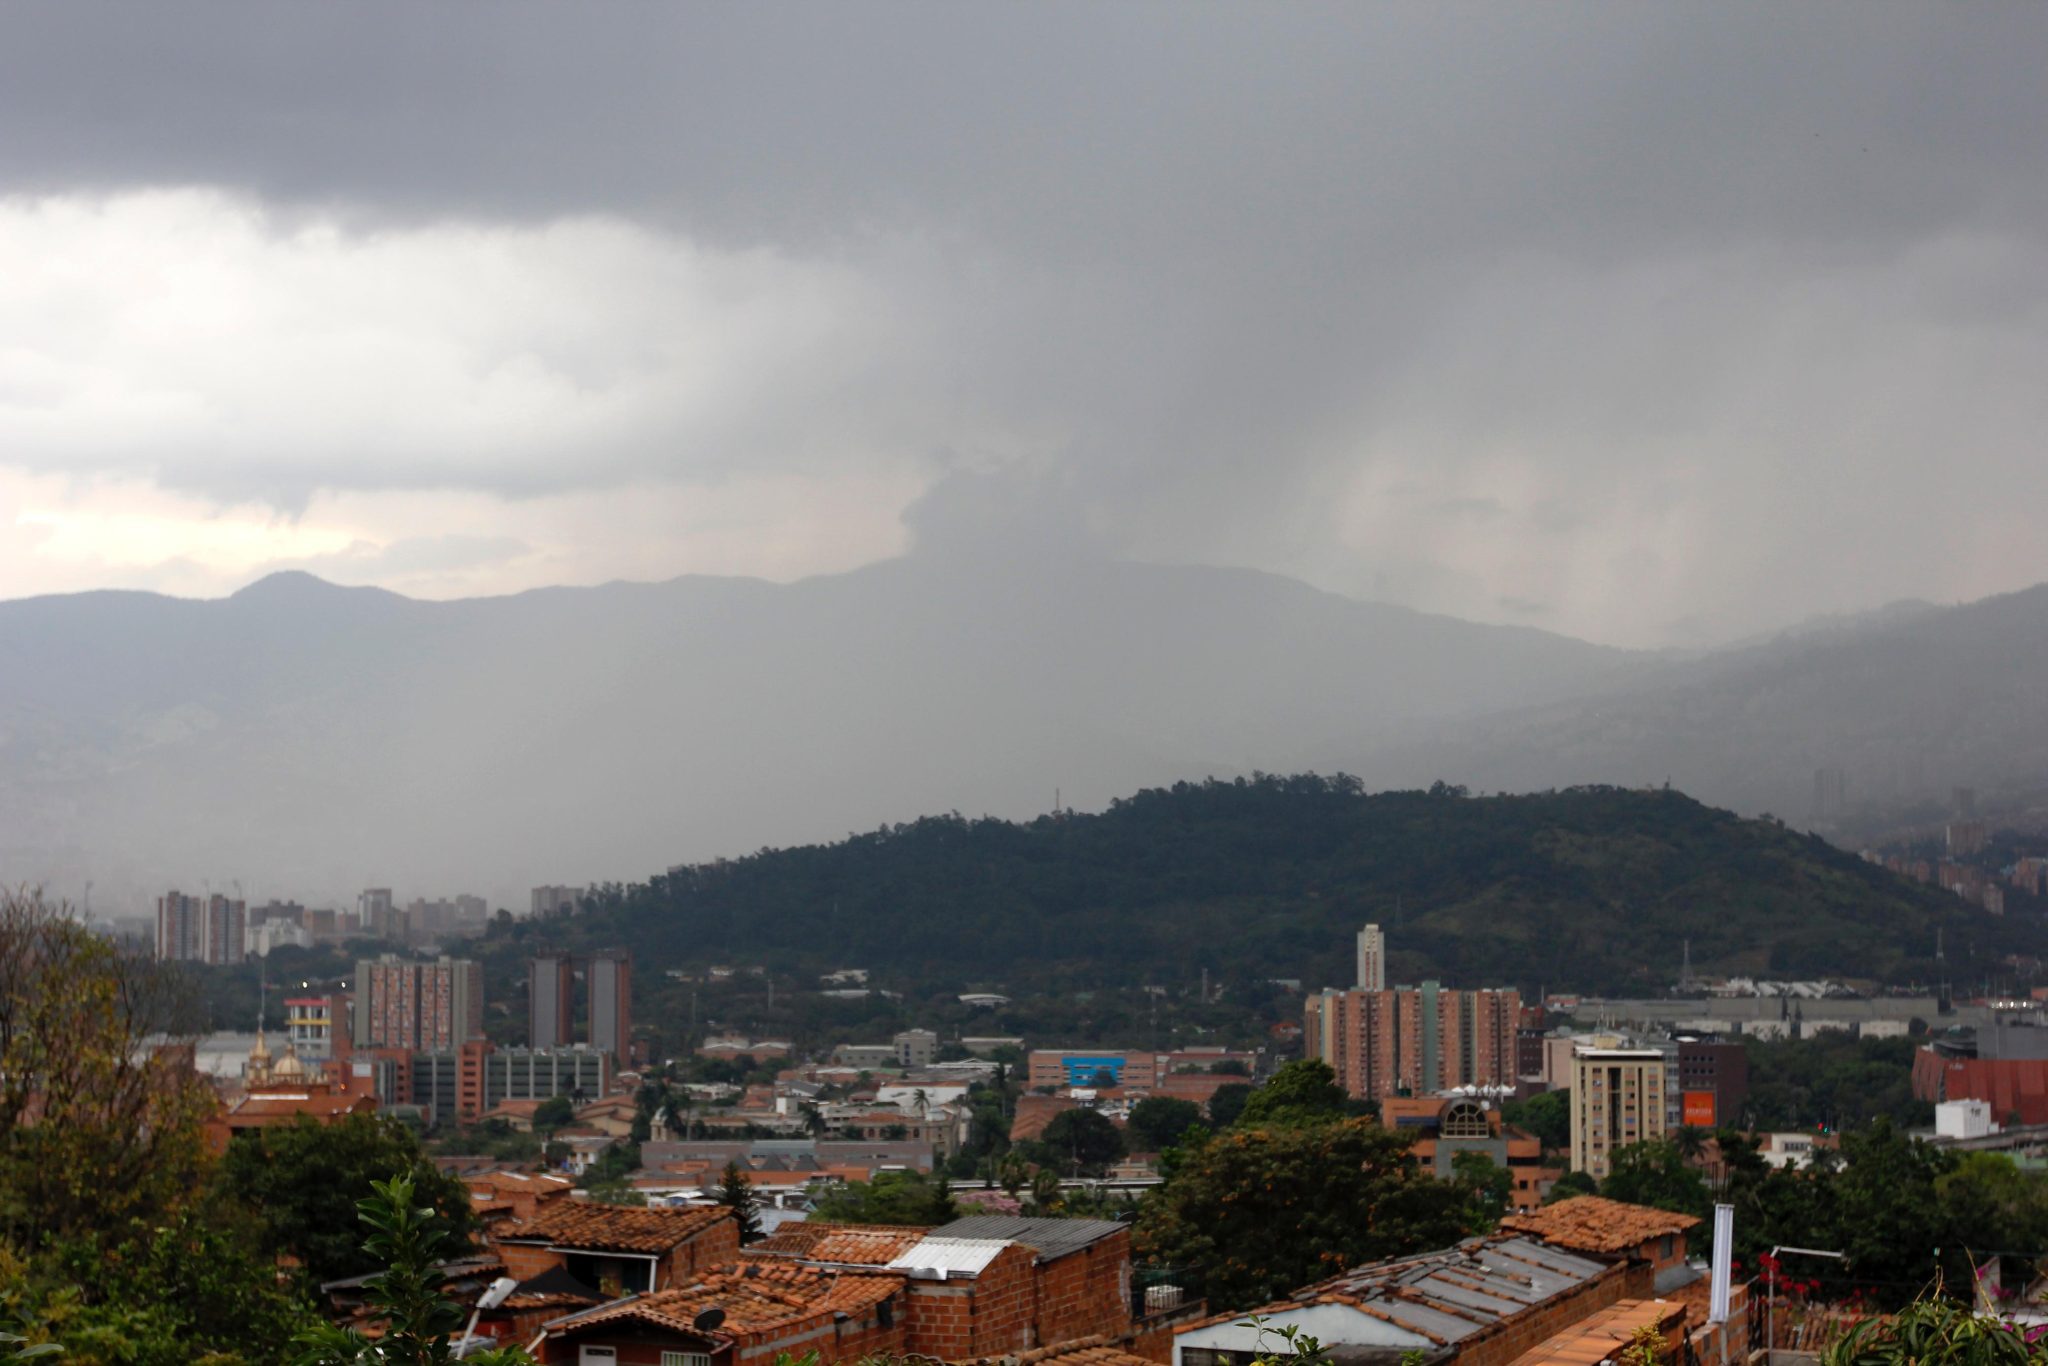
(661, 1353, 712, 1366)
(1660, 1235, 1674, 1258)
(579, 1349, 617, 1366)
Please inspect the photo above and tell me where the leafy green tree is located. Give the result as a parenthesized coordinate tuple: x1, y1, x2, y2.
(1128, 1097, 1205, 1153)
(1236, 1060, 1349, 1129)
(1503, 1090, 1570, 1152)
(1822, 1294, 2037, 1366)
(717, 1160, 763, 1243)
(1039, 1108, 1126, 1174)
(5, 1202, 315, 1366)
(532, 1096, 576, 1132)
(1450, 1151, 1512, 1230)
(1830, 1118, 1955, 1299)
(1935, 1153, 2048, 1271)
(0, 890, 217, 1249)
(1136, 1118, 1469, 1311)
(1544, 1170, 1599, 1203)
(295, 1175, 531, 1366)
(1599, 1141, 1710, 1221)
(216, 1111, 477, 1287)
(809, 1171, 958, 1226)
(1208, 1083, 1254, 1128)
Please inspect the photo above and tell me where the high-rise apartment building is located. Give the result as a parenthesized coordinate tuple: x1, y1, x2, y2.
(1356, 923, 1386, 992)
(587, 951, 632, 1060)
(1569, 1046, 1668, 1181)
(156, 890, 246, 964)
(353, 954, 484, 1052)
(531, 885, 585, 917)
(358, 888, 397, 939)
(529, 953, 576, 1049)
(1306, 982, 1522, 1101)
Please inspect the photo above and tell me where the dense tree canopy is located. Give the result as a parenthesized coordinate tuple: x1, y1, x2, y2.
(1236, 1060, 1350, 1130)
(809, 1171, 959, 1226)
(1127, 1097, 1205, 1153)
(1598, 1141, 1711, 1221)
(0, 891, 316, 1363)
(497, 778, 2004, 998)
(215, 1113, 477, 1287)
(1503, 1090, 1570, 1151)
(1034, 1109, 1126, 1175)
(1135, 1119, 1469, 1311)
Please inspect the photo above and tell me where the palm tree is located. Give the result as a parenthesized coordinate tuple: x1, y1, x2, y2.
(1028, 1167, 1063, 1216)
(912, 1088, 930, 1121)
(1673, 1124, 1709, 1165)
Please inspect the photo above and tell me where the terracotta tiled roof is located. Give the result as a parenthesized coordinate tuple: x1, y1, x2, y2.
(1503, 1297, 1686, 1366)
(966, 1333, 1160, 1366)
(501, 1202, 733, 1254)
(746, 1222, 937, 1261)
(803, 1228, 929, 1265)
(223, 1091, 377, 1123)
(546, 1263, 902, 1343)
(1498, 1198, 1701, 1257)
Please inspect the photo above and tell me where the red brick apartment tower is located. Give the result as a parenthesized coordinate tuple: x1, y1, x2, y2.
(353, 954, 484, 1051)
(1308, 983, 1522, 1100)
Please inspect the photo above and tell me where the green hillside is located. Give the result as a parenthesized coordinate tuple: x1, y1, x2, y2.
(524, 776, 2019, 996)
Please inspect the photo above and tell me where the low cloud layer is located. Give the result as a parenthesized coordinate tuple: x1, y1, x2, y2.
(3, 4, 2047, 645)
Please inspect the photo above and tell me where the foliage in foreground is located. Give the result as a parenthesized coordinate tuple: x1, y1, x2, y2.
(0, 890, 316, 1364)
(217, 1114, 477, 1288)
(1822, 1295, 2046, 1366)
(295, 1175, 529, 1366)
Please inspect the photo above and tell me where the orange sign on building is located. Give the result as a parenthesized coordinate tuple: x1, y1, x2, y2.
(1682, 1091, 1717, 1127)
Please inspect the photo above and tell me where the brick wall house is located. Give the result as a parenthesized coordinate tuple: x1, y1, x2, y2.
(493, 1204, 740, 1298)
(1497, 1196, 1700, 1280)
(1173, 1236, 1645, 1366)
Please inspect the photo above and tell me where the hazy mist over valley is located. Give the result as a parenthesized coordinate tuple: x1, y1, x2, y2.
(5, 3, 2048, 917)
(11, 547, 2048, 913)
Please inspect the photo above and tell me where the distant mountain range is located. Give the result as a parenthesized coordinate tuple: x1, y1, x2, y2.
(2, 552, 2044, 911)
(1365, 582, 2048, 828)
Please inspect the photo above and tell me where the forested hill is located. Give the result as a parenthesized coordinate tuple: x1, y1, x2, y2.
(536, 778, 2017, 996)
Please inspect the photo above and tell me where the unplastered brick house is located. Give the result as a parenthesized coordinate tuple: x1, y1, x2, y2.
(494, 1204, 741, 1299)
(1497, 1196, 1701, 1287)
(535, 1215, 1139, 1366)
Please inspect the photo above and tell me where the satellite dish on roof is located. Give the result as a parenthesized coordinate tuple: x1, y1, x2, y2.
(693, 1309, 726, 1334)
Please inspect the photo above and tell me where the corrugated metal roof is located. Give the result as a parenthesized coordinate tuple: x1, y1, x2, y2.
(933, 1215, 1125, 1262)
(1296, 1236, 1611, 1345)
(887, 1237, 1014, 1278)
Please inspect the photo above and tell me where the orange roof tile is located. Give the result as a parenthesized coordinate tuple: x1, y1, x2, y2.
(1498, 1198, 1700, 1257)
(1504, 1297, 1686, 1366)
(802, 1228, 928, 1266)
(746, 1222, 937, 1261)
(968, 1334, 1160, 1366)
(546, 1263, 902, 1343)
(500, 1202, 733, 1254)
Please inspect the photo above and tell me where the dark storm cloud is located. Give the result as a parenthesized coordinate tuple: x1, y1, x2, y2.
(3, 2, 2047, 644)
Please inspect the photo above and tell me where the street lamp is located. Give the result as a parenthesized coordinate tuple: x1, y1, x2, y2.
(455, 1277, 520, 1359)
(1766, 1245, 1845, 1362)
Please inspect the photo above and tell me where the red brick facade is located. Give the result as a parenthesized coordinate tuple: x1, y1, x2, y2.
(903, 1243, 1039, 1358)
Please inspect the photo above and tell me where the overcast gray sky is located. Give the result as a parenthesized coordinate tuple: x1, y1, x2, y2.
(2, 2, 2045, 647)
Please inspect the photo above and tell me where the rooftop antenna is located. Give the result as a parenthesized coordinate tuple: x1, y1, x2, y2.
(1681, 939, 1693, 993)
